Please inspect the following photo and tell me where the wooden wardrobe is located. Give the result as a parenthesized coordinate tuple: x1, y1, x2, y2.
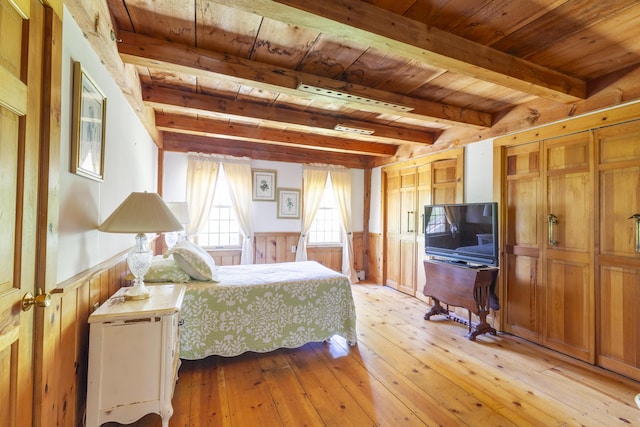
(495, 104, 640, 381)
(382, 148, 464, 298)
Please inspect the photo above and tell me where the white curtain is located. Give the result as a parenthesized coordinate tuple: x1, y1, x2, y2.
(295, 167, 328, 261)
(330, 167, 358, 283)
(185, 154, 219, 237)
(223, 159, 254, 264)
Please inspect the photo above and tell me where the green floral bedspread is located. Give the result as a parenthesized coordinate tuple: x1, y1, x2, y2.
(178, 261, 357, 359)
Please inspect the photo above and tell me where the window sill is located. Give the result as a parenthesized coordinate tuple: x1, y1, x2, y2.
(307, 243, 342, 248)
(202, 246, 242, 251)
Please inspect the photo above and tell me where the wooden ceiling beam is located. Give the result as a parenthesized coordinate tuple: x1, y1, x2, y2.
(162, 132, 370, 169)
(155, 112, 398, 156)
(214, 0, 586, 103)
(117, 31, 492, 128)
(142, 85, 437, 145)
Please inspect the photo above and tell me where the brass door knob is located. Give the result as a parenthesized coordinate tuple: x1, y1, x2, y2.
(22, 289, 52, 311)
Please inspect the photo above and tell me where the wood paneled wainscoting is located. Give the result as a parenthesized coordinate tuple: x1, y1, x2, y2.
(367, 232, 383, 284)
(43, 251, 131, 426)
(209, 232, 367, 277)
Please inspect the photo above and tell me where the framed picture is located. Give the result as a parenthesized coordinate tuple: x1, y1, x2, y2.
(252, 169, 277, 201)
(71, 61, 106, 182)
(277, 188, 301, 219)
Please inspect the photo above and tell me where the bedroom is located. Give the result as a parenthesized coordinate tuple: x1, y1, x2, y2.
(2, 0, 640, 425)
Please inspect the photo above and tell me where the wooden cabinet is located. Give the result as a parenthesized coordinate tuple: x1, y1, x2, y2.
(595, 121, 640, 381)
(499, 118, 640, 375)
(502, 132, 595, 362)
(543, 134, 595, 362)
(86, 284, 186, 427)
(383, 150, 463, 297)
(502, 142, 544, 342)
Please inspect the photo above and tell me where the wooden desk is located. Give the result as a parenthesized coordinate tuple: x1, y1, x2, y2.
(423, 259, 499, 340)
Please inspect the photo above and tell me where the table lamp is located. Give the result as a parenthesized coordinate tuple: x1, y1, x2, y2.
(98, 192, 183, 300)
(164, 202, 190, 249)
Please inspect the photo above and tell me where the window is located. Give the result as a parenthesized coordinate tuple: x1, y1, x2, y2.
(308, 176, 342, 244)
(195, 166, 241, 247)
(425, 207, 447, 234)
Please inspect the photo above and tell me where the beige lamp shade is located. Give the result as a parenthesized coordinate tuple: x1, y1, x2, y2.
(98, 192, 184, 233)
(165, 202, 190, 225)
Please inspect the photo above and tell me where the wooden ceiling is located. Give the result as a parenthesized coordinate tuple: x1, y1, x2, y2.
(67, 0, 640, 168)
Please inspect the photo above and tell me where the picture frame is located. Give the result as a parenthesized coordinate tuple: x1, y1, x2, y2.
(277, 188, 301, 219)
(71, 61, 107, 182)
(252, 169, 277, 201)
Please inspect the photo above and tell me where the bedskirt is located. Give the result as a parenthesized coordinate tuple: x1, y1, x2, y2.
(175, 261, 357, 359)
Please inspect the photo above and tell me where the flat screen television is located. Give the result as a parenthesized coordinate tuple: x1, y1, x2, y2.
(424, 202, 499, 267)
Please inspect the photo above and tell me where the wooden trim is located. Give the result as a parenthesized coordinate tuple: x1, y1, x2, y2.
(363, 168, 371, 279)
(495, 101, 640, 147)
(52, 249, 129, 294)
(381, 147, 465, 173)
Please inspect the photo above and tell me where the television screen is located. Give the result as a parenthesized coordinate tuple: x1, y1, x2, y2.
(424, 202, 498, 266)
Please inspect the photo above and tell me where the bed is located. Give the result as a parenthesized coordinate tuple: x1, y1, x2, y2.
(169, 260, 357, 359)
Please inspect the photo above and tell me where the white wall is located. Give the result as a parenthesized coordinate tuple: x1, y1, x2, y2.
(368, 139, 494, 234)
(369, 167, 382, 234)
(162, 154, 365, 234)
(57, 7, 158, 282)
(464, 139, 493, 203)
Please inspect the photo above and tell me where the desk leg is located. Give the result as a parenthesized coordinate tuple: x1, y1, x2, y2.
(424, 298, 449, 320)
(467, 282, 497, 341)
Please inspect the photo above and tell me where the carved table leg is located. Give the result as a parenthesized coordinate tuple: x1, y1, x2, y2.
(424, 298, 449, 320)
(466, 280, 497, 340)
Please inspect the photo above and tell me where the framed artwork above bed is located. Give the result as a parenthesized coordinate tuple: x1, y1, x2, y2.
(277, 188, 300, 219)
(70, 61, 106, 182)
(252, 169, 276, 201)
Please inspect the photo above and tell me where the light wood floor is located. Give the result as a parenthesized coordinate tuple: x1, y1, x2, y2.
(117, 284, 640, 426)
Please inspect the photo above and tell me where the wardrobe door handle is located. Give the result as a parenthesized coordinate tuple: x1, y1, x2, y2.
(547, 214, 558, 246)
(407, 211, 414, 233)
(629, 214, 640, 253)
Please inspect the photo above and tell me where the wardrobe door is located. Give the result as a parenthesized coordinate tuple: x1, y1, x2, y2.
(431, 159, 459, 205)
(398, 169, 417, 294)
(504, 142, 544, 343)
(415, 163, 432, 300)
(542, 133, 595, 363)
(596, 122, 640, 381)
(385, 169, 402, 290)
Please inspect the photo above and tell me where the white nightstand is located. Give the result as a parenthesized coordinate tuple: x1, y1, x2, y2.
(86, 284, 185, 427)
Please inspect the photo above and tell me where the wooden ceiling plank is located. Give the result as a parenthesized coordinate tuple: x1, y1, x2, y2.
(155, 112, 398, 156)
(448, 0, 569, 47)
(196, 2, 262, 56)
(162, 132, 370, 168)
(491, 0, 637, 60)
(212, 0, 586, 102)
(525, 3, 640, 79)
(117, 30, 492, 128)
(142, 85, 436, 144)
(296, 34, 367, 79)
(123, 0, 195, 45)
(251, 17, 319, 68)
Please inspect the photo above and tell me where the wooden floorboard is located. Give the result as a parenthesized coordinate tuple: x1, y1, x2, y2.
(113, 284, 640, 427)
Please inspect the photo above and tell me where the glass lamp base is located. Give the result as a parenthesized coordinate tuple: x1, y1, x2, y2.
(124, 281, 151, 300)
(126, 233, 153, 300)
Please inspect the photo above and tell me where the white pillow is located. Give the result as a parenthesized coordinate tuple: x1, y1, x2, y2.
(165, 240, 217, 281)
(125, 255, 191, 283)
